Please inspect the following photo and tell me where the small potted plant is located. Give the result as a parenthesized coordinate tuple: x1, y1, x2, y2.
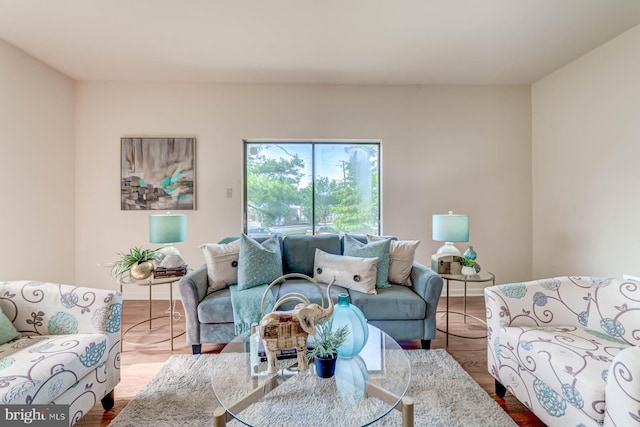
(112, 247, 161, 280)
(460, 258, 477, 276)
(306, 318, 349, 378)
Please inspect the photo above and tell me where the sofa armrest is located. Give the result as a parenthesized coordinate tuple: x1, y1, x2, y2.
(0, 280, 122, 340)
(178, 264, 208, 345)
(604, 345, 640, 426)
(410, 261, 443, 339)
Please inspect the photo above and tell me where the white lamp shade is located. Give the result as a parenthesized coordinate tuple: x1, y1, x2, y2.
(149, 214, 187, 243)
(432, 213, 469, 242)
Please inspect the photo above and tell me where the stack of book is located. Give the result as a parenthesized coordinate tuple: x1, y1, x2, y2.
(153, 265, 188, 278)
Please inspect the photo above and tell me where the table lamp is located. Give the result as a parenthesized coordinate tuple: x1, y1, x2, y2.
(432, 211, 469, 257)
(149, 212, 188, 268)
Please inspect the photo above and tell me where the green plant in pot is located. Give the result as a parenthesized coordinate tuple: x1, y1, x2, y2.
(306, 318, 349, 378)
(460, 258, 477, 276)
(112, 247, 161, 280)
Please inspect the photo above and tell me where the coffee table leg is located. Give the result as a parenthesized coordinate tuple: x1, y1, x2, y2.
(402, 396, 414, 427)
(213, 407, 227, 427)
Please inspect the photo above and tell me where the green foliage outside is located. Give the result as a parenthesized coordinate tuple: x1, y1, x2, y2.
(246, 144, 379, 234)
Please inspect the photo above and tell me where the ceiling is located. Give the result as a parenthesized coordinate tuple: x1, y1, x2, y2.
(1, 0, 639, 85)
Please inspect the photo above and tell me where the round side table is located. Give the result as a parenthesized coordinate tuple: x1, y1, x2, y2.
(438, 271, 495, 346)
(119, 275, 185, 351)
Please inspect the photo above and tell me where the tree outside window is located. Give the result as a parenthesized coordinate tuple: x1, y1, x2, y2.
(244, 141, 380, 236)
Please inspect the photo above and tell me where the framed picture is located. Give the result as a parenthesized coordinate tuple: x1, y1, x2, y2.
(121, 137, 196, 210)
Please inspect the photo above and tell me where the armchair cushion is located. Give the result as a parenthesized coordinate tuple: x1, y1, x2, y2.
(0, 308, 20, 345)
(0, 333, 108, 404)
(501, 325, 626, 422)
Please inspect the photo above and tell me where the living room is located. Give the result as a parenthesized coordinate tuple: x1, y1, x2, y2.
(1, 1, 639, 426)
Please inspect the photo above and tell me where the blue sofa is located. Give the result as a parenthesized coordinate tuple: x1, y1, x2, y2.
(178, 234, 443, 354)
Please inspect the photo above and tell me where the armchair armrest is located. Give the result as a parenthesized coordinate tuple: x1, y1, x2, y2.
(178, 264, 208, 345)
(604, 345, 640, 426)
(484, 277, 605, 331)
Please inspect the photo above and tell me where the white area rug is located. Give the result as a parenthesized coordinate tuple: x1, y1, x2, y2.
(110, 349, 516, 427)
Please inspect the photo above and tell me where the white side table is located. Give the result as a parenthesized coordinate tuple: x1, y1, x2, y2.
(438, 271, 495, 346)
(119, 274, 184, 351)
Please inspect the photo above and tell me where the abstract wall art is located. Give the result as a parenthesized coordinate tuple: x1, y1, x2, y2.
(121, 137, 196, 210)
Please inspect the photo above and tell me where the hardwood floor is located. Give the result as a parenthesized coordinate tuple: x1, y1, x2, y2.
(76, 297, 544, 426)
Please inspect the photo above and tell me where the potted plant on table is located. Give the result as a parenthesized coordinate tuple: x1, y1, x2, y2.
(460, 258, 478, 276)
(112, 247, 161, 280)
(306, 318, 349, 378)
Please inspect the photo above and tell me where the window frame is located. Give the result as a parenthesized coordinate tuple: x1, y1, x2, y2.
(242, 139, 382, 236)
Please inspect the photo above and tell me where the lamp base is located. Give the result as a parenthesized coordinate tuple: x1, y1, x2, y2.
(156, 245, 186, 268)
(436, 242, 462, 257)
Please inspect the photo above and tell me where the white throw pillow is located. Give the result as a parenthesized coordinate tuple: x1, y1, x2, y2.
(367, 235, 420, 286)
(200, 239, 241, 292)
(313, 249, 378, 295)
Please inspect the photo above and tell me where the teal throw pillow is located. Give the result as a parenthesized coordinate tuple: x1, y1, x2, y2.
(343, 234, 392, 289)
(237, 234, 283, 290)
(0, 307, 21, 345)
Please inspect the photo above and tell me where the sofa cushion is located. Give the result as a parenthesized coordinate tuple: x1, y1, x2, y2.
(313, 249, 378, 295)
(197, 288, 234, 323)
(501, 325, 628, 422)
(272, 279, 350, 311)
(348, 284, 426, 321)
(368, 235, 420, 286)
(0, 333, 109, 404)
(200, 240, 241, 292)
(0, 308, 20, 345)
(282, 234, 342, 276)
(237, 234, 283, 290)
(343, 234, 391, 289)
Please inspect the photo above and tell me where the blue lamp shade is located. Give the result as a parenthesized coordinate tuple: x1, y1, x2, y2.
(432, 212, 469, 242)
(149, 214, 187, 244)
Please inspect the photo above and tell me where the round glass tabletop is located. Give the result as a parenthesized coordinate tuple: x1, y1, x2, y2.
(211, 324, 411, 426)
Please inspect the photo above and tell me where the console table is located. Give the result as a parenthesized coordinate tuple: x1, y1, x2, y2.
(438, 271, 495, 346)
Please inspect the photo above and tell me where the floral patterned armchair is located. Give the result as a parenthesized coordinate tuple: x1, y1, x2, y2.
(485, 276, 640, 427)
(0, 281, 122, 426)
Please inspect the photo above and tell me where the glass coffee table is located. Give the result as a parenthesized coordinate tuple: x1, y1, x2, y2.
(211, 324, 413, 427)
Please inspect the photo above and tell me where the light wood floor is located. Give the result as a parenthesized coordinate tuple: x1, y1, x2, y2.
(76, 297, 544, 426)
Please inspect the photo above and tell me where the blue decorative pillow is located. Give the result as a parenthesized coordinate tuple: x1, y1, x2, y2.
(343, 234, 391, 289)
(0, 307, 21, 345)
(237, 234, 283, 290)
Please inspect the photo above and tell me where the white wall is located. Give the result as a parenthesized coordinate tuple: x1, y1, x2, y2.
(532, 24, 640, 279)
(75, 83, 531, 298)
(0, 39, 75, 282)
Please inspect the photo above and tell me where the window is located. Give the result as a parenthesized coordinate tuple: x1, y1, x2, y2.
(244, 140, 380, 237)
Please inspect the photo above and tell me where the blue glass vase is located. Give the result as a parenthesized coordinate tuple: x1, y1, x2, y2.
(463, 245, 477, 260)
(331, 293, 368, 358)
